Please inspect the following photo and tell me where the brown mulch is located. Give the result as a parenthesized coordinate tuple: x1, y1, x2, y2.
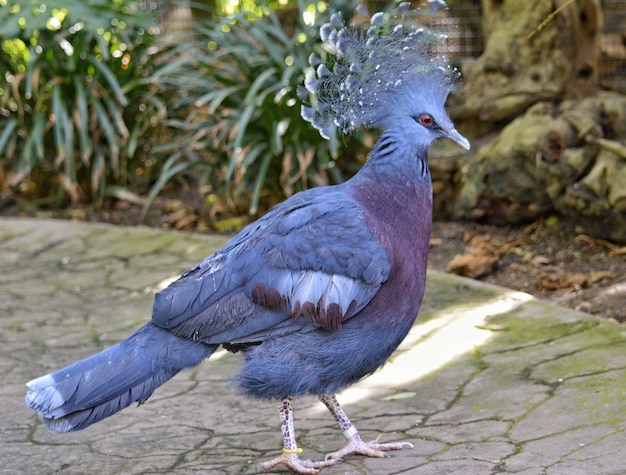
(429, 220, 626, 323)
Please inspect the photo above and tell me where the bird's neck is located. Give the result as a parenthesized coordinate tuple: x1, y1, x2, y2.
(349, 130, 433, 243)
(349, 132, 433, 332)
(352, 130, 433, 195)
(349, 160, 432, 230)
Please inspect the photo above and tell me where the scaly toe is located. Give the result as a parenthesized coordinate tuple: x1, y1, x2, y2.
(257, 453, 338, 474)
(324, 437, 413, 462)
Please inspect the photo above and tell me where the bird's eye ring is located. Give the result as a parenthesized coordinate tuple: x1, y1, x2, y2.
(419, 114, 434, 126)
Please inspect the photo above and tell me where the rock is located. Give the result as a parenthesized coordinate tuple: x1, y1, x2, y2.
(452, 92, 626, 242)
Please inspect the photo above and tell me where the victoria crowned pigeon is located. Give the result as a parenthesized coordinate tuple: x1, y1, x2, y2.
(26, 4, 469, 473)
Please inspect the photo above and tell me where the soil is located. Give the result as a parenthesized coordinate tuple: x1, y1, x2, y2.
(19, 191, 626, 324)
(429, 220, 625, 323)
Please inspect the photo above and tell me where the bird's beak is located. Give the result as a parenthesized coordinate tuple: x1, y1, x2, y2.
(446, 128, 471, 151)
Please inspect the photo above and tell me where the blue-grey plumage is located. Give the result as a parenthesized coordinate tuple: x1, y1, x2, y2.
(25, 323, 216, 432)
(25, 4, 469, 473)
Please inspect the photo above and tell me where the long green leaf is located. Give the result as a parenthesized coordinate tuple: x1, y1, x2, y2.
(90, 97, 120, 177)
(243, 67, 278, 105)
(63, 111, 76, 186)
(73, 78, 93, 165)
(141, 153, 193, 220)
(102, 94, 129, 139)
(92, 153, 106, 204)
(195, 85, 242, 110)
(265, 9, 291, 45)
(150, 54, 202, 78)
(126, 122, 141, 159)
(87, 55, 128, 106)
(248, 24, 285, 66)
(52, 83, 77, 185)
(25, 111, 46, 165)
(250, 151, 274, 215)
(51, 84, 66, 162)
(0, 119, 19, 157)
(93, 33, 111, 62)
(240, 142, 267, 170)
(226, 68, 279, 173)
(25, 57, 38, 100)
(272, 118, 290, 154)
(228, 104, 256, 178)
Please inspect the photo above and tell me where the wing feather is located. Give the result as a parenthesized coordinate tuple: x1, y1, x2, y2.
(152, 187, 390, 341)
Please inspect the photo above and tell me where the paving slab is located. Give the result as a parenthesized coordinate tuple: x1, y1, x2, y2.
(1, 217, 625, 475)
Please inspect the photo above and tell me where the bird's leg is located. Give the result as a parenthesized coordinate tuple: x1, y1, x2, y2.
(257, 397, 336, 474)
(319, 394, 413, 462)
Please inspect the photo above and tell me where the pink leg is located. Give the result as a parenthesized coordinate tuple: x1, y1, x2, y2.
(257, 397, 336, 474)
(318, 394, 413, 462)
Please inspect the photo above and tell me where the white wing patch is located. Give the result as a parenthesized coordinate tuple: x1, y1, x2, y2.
(252, 270, 373, 331)
(292, 271, 363, 316)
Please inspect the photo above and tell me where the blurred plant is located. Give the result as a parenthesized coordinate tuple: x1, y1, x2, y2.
(215, 0, 293, 17)
(145, 0, 367, 217)
(0, 0, 159, 209)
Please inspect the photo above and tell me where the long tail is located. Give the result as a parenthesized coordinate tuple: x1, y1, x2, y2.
(25, 322, 216, 433)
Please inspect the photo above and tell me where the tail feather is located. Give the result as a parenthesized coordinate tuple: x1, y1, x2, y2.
(25, 322, 216, 432)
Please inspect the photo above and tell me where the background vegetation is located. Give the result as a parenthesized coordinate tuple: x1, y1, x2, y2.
(0, 0, 367, 220)
(0, 0, 159, 209)
(145, 0, 366, 217)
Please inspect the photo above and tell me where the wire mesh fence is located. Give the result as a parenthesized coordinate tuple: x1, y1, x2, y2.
(599, 0, 626, 92)
(441, 0, 626, 93)
(155, 0, 626, 94)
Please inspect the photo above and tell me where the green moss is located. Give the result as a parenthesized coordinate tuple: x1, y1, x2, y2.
(567, 370, 626, 424)
(423, 272, 501, 315)
(486, 311, 599, 348)
(470, 348, 490, 371)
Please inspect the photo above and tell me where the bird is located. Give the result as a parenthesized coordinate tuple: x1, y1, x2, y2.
(25, 4, 469, 474)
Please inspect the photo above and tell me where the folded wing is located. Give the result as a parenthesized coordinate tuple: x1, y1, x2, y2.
(152, 188, 390, 344)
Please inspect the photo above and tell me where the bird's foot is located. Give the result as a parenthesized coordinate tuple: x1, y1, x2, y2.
(257, 452, 336, 474)
(324, 433, 413, 462)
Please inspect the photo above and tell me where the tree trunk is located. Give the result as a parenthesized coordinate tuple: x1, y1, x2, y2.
(450, 0, 603, 137)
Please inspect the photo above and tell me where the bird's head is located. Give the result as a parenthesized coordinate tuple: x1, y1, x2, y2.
(301, 3, 469, 152)
(373, 68, 470, 151)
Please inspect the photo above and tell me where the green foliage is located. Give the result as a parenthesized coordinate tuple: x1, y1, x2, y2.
(0, 0, 369, 217)
(146, 0, 366, 216)
(214, 0, 293, 17)
(0, 0, 158, 207)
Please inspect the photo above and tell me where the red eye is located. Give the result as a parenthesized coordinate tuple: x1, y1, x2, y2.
(420, 114, 433, 126)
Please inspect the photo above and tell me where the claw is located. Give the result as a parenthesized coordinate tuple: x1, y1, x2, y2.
(323, 452, 339, 463)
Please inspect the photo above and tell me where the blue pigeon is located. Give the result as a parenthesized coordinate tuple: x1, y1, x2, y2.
(25, 5, 469, 474)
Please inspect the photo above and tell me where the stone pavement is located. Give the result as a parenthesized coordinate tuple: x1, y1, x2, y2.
(1, 217, 625, 475)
